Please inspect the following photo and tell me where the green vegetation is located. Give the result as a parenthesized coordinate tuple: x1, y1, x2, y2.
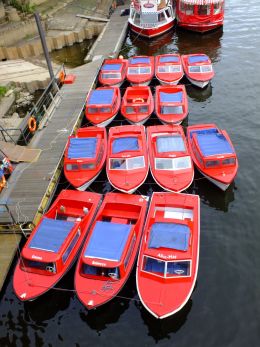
(10, 0, 36, 14)
(0, 86, 8, 98)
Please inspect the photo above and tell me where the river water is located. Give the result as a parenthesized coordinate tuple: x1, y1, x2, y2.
(1, 0, 260, 346)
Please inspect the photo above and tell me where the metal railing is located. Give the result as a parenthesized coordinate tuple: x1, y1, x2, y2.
(0, 64, 65, 146)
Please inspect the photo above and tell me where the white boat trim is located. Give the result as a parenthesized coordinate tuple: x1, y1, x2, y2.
(186, 76, 210, 89)
(76, 170, 102, 191)
(196, 167, 230, 191)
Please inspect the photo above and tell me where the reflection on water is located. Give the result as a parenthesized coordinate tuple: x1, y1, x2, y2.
(185, 83, 213, 102)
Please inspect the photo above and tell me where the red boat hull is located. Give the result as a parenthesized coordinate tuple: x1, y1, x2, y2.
(129, 20, 174, 38)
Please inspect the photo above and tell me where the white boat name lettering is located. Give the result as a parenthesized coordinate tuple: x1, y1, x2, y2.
(32, 255, 42, 260)
(157, 253, 177, 259)
(92, 261, 106, 267)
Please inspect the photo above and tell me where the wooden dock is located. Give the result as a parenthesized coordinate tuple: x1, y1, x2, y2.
(0, 3, 129, 291)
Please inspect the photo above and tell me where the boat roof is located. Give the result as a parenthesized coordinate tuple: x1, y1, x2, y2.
(68, 137, 97, 159)
(192, 129, 234, 156)
(148, 222, 190, 252)
(84, 221, 132, 262)
(188, 55, 209, 64)
(159, 56, 179, 63)
(29, 218, 75, 253)
(130, 57, 150, 64)
(160, 91, 183, 103)
(156, 135, 185, 153)
(112, 137, 139, 154)
(102, 63, 122, 71)
(88, 89, 114, 105)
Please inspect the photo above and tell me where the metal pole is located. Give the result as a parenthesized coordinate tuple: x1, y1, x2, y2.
(34, 12, 54, 81)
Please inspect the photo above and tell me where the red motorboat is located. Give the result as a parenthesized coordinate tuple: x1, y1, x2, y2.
(107, 125, 149, 194)
(75, 192, 148, 309)
(181, 54, 214, 88)
(121, 86, 154, 125)
(137, 191, 200, 319)
(147, 125, 193, 192)
(126, 56, 154, 86)
(64, 127, 107, 191)
(13, 190, 101, 301)
(186, 123, 238, 191)
(176, 0, 224, 33)
(155, 85, 188, 124)
(85, 87, 121, 127)
(98, 58, 128, 87)
(155, 54, 184, 85)
(128, 0, 175, 39)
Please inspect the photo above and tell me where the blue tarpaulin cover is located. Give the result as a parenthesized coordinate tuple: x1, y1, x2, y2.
(160, 91, 183, 103)
(156, 135, 185, 153)
(112, 137, 139, 154)
(159, 56, 179, 63)
(84, 221, 132, 261)
(188, 55, 209, 64)
(196, 132, 234, 157)
(68, 138, 97, 159)
(88, 89, 114, 105)
(29, 218, 75, 253)
(102, 64, 121, 71)
(148, 222, 190, 251)
(130, 57, 150, 64)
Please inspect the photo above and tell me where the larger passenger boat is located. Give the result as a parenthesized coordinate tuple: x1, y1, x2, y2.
(129, 0, 176, 39)
(186, 123, 238, 190)
(176, 0, 224, 33)
(75, 192, 148, 309)
(136, 192, 200, 319)
(13, 190, 101, 301)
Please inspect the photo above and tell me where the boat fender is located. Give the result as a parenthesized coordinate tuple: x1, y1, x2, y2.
(28, 117, 37, 133)
(133, 97, 144, 103)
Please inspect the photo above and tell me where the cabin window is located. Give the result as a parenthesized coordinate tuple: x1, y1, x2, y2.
(198, 5, 210, 15)
(127, 156, 145, 170)
(124, 234, 136, 269)
(143, 256, 165, 276)
(165, 9, 170, 18)
(155, 157, 192, 171)
(158, 65, 181, 73)
(158, 12, 166, 23)
(62, 229, 80, 263)
(66, 163, 79, 171)
(201, 65, 212, 73)
(128, 67, 151, 75)
(189, 66, 201, 73)
(126, 106, 135, 114)
(96, 145, 104, 165)
(82, 264, 120, 279)
(166, 261, 191, 277)
(81, 163, 95, 170)
(222, 158, 236, 166)
(88, 107, 98, 114)
(139, 105, 148, 113)
(205, 160, 220, 168)
(21, 258, 56, 273)
(160, 105, 183, 114)
(185, 4, 194, 15)
(102, 73, 121, 79)
(155, 158, 173, 170)
(110, 158, 127, 170)
(99, 107, 111, 113)
(214, 3, 221, 14)
(134, 12, 140, 25)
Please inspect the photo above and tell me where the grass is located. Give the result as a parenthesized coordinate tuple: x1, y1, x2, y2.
(10, 0, 36, 14)
(0, 86, 8, 98)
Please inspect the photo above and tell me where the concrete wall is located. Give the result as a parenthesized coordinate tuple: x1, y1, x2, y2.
(0, 22, 104, 61)
(0, 18, 39, 46)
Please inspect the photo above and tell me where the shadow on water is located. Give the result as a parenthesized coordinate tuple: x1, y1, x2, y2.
(136, 298, 193, 342)
(186, 82, 213, 102)
(79, 272, 136, 333)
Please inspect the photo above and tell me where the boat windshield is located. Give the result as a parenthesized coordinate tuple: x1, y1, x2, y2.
(102, 73, 121, 79)
(222, 157, 236, 166)
(155, 156, 192, 170)
(189, 65, 212, 73)
(205, 159, 220, 168)
(88, 106, 111, 114)
(142, 256, 191, 278)
(81, 264, 120, 279)
(21, 258, 57, 274)
(110, 156, 145, 170)
(128, 67, 151, 75)
(158, 65, 181, 73)
(126, 105, 148, 114)
(81, 163, 95, 169)
(66, 163, 79, 171)
(160, 105, 183, 114)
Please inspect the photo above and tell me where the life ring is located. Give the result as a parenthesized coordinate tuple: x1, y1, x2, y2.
(133, 97, 144, 103)
(0, 175, 6, 191)
(28, 117, 37, 133)
(59, 70, 65, 83)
